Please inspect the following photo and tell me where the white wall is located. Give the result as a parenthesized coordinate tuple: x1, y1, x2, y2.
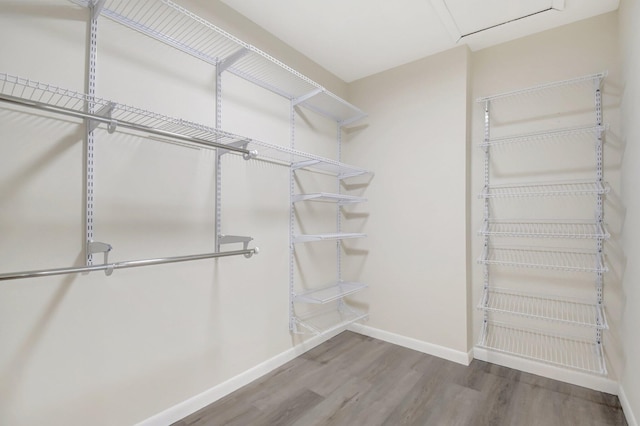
(345, 46, 471, 357)
(471, 12, 623, 388)
(0, 1, 347, 424)
(618, 0, 640, 423)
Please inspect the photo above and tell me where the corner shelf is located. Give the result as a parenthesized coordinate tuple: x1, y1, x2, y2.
(478, 321, 606, 375)
(294, 304, 368, 335)
(294, 281, 368, 304)
(478, 287, 607, 329)
(479, 220, 610, 239)
(478, 247, 607, 273)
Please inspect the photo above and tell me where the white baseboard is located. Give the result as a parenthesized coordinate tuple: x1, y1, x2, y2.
(135, 327, 346, 426)
(473, 347, 619, 395)
(619, 385, 638, 426)
(348, 323, 473, 366)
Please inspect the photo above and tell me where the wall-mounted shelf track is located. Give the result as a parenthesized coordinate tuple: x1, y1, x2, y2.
(478, 287, 607, 328)
(477, 72, 608, 375)
(294, 281, 368, 304)
(478, 321, 606, 375)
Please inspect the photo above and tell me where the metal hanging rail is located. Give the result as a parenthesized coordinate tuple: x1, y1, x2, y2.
(0, 248, 258, 282)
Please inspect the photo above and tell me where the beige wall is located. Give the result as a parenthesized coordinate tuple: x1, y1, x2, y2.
(470, 12, 624, 383)
(619, 0, 640, 423)
(0, 1, 346, 424)
(345, 46, 471, 355)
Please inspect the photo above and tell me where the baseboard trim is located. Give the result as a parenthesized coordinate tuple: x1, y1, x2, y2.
(473, 347, 619, 394)
(348, 323, 472, 366)
(135, 327, 346, 426)
(619, 384, 638, 426)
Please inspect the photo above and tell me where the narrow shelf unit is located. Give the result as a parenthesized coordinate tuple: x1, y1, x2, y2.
(479, 220, 610, 239)
(478, 321, 607, 375)
(478, 287, 607, 329)
(294, 281, 368, 304)
(477, 72, 609, 375)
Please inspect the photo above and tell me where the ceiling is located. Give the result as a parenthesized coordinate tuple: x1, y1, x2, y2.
(219, 0, 619, 83)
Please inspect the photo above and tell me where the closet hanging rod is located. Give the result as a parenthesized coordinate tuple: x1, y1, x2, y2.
(0, 94, 256, 158)
(0, 248, 258, 281)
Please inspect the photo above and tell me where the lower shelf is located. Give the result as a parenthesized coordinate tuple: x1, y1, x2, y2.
(294, 305, 368, 335)
(293, 232, 366, 244)
(294, 281, 368, 304)
(478, 321, 606, 375)
(478, 287, 607, 329)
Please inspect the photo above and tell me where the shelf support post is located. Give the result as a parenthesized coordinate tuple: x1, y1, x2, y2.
(289, 100, 297, 332)
(594, 77, 605, 349)
(481, 100, 491, 344)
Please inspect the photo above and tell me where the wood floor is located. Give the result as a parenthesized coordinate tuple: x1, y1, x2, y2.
(173, 331, 627, 426)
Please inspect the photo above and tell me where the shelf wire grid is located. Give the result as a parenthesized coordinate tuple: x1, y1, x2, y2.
(294, 281, 368, 304)
(480, 180, 609, 199)
(478, 287, 607, 329)
(479, 220, 610, 239)
(292, 192, 367, 204)
(294, 304, 368, 335)
(293, 232, 366, 244)
(479, 246, 608, 273)
(69, 0, 366, 124)
(480, 124, 608, 148)
(478, 321, 606, 375)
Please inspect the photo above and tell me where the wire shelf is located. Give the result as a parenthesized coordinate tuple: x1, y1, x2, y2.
(294, 281, 368, 304)
(293, 232, 366, 244)
(476, 72, 606, 102)
(478, 321, 606, 375)
(70, 0, 366, 124)
(480, 124, 608, 147)
(479, 220, 610, 239)
(292, 192, 367, 204)
(478, 247, 607, 273)
(480, 180, 609, 199)
(294, 304, 368, 335)
(478, 287, 607, 329)
(0, 73, 372, 177)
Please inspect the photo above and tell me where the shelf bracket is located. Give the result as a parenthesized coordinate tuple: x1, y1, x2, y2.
(292, 159, 321, 170)
(339, 112, 368, 128)
(218, 139, 257, 160)
(218, 48, 250, 74)
(292, 88, 323, 106)
(88, 101, 116, 133)
(87, 240, 113, 275)
(90, 0, 107, 19)
(219, 235, 257, 258)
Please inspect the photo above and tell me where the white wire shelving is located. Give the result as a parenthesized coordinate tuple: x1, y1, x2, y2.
(480, 180, 609, 199)
(292, 193, 367, 205)
(478, 287, 607, 329)
(476, 72, 607, 103)
(479, 220, 610, 239)
(478, 321, 606, 375)
(294, 281, 368, 304)
(69, 0, 366, 125)
(293, 232, 366, 244)
(0, 73, 372, 179)
(294, 304, 368, 335)
(478, 247, 607, 273)
(480, 124, 608, 148)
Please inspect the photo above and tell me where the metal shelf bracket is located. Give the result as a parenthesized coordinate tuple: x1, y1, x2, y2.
(87, 240, 113, 275)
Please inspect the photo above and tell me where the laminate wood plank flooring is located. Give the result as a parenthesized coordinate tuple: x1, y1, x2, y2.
(173, 331, 627, 426)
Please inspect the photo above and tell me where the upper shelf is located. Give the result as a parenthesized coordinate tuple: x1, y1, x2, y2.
(0, 72, 372, 179)
(476, 72, 606, 103)
(70, 0, 366, 125)
(480, 124, 608, 148)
